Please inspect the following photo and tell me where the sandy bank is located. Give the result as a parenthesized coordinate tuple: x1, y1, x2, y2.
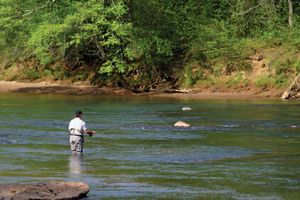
(0, 80, 284, 99)
(0, 81, 131, 95)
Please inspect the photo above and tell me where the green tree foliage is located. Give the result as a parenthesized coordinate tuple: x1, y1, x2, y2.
(125, 0, 195, 88)
(1, 0, 131, 73)
(0, 0, 299, 89)
(27, 0, 132, 74)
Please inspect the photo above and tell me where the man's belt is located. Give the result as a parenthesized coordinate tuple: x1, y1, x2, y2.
(70, 128, 83, 137)
(70, 134, 83, 137)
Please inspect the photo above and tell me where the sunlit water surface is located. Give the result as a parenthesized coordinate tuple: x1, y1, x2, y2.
(0, 93, 299, 199)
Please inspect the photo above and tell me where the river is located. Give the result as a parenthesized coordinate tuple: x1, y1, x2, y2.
(0, 93, 299, 199)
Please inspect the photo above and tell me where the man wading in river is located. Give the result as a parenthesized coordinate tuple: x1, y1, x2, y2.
(68, 110, 96, 154)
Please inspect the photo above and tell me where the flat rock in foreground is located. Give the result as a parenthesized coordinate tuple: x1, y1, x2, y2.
(0, 181, 89, 200)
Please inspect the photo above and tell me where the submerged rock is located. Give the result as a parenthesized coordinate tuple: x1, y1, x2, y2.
(174, 121, 190, 127)
(182, 106, 192, 111)
(0, 181, 89, 200)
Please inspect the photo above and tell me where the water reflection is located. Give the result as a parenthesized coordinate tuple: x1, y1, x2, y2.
(69, 154, 84, 176)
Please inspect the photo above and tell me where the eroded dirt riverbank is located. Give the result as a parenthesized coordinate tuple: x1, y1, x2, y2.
(0, 80, 284, 99)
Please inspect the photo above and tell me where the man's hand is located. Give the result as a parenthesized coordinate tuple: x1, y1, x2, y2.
(86, 130, 96, 137)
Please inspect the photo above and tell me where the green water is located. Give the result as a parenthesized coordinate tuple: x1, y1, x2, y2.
(0, 93, 299, 199)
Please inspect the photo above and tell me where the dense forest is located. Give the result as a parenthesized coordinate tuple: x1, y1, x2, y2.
(0, 0, 300, 92)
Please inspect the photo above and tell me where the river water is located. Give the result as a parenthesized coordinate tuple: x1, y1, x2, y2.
(0, 93, 299, 199)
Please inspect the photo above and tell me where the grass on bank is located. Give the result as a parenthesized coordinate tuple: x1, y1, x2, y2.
(182, 42, 300, 91)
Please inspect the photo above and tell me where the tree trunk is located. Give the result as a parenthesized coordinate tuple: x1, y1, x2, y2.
(281, 73, 300, 99)
(288, 0, 293, 28)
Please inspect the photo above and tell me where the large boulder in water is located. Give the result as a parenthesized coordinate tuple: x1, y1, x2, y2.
(174, 121, 190, 127)
(0, 181, 89, 200)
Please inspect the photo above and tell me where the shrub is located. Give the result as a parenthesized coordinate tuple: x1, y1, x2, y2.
(20, 68, 40, 80)
(183, 63, 204, 87)
(225, 72, 244, 87)
(254, 74, 275, 88)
